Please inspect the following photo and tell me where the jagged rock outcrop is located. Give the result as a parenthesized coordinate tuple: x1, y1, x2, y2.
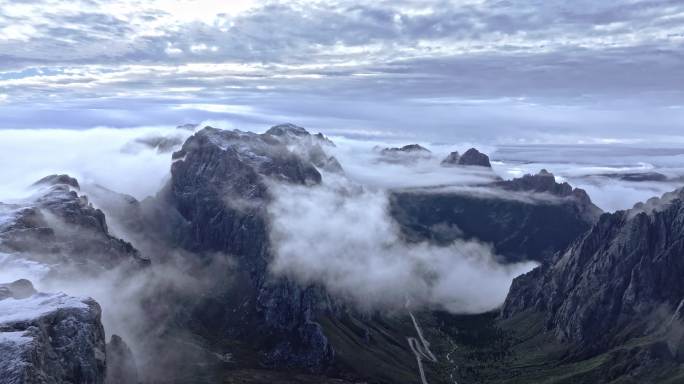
(33, 174, 80, 190)
(503, 187, 684, 358)
(457, 148, 491, 167)
(496, 169, 601, 221)
(264, 123, 341, 173)
(378, 144, 432, 163)
(0, 174, 148, 275)
(157, 126, 334, 370)
(381, 144, 431, 155)
(106, 335, 138, 384)
(391, 171, 602, 263)
(0, 280, 106, 384)
(440, 151, 460, 166)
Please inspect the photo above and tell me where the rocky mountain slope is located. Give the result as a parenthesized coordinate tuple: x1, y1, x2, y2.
(0, 279, 106, 384)
(503, 187, 684, 355)
(391, 169, 602, 263)
(0, 174, 148, 277)
(134, 124, 428, 383)
(432, 187, 684, 383)
(0, 175, 148, 384)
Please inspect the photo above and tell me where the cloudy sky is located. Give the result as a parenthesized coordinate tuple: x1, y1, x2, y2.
(1, 0, 683, 142)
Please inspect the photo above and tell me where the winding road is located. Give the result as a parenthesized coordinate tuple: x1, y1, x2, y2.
(407, 312, 443, 384)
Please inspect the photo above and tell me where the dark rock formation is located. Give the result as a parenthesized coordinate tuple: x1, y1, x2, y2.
(106, 335, 138, 384)
(0, 174, 148, 274)
(440, 151, 460, 166)
(0, 283, 106, 384)
(378, 144, 432, 163)
(381, 144, 431, 156)
(159, 126, 334, 370)
(265, 123, 310, 138)
(32, 174, 80, 189)
(265, 123, 335, 147)
(457, 148, 491, 167)
(391, 171, 601, 263)
(140, 125, 427, 383)
(263, 123, 340, 172)
(496, 169, 601, 221)
(503, 187, 684, 358)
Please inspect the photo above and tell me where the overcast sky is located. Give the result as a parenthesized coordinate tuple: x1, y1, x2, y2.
(1, 0, 683, 142)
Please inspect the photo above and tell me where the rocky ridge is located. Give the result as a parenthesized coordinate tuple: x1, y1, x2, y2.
(503, 187, 684, 361)
(0, 279, 106, 384)
(0, 174, 148, 276)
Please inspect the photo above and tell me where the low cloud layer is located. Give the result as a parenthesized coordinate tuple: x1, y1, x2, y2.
(0, 127, 190, 201)
(267, 174, 536, 313)
(492, 144, 684, 211)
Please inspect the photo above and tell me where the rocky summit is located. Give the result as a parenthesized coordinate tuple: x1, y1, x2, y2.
(503, 188, 684, 352)
(0, 174, 148, 275)
(458, 148, 491, 167)
(391, 169, 602, 263)
(0, 280, 106, 384)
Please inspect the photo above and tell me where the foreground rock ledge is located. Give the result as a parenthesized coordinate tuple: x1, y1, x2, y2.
(0, 280, 106, 384)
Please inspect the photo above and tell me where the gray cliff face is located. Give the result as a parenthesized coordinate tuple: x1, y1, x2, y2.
(496, 169, 602, 222)
(457, 148, 491, 167)
(0, 175, 148, 274)
(503, 187, 684, 356)
(0, 178, 143, 384)
(391, 170, 602, 263)
(0, 280, 106, 384)
(161, 126, 334, 370)
(379, 144, 432, 163)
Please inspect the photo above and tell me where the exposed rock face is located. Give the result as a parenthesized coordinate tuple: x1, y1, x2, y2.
(381, 144, 431, 155)
(379, 144, 432, 163)
(498, 169, 568, 193)
(381, 144, 431, 156)
(496, 169, 601, 221)
(32, 174, 80, 190)
(440, 151, 460, 166)
(0, 281, 106, 384)
(503, 187, 684, 357)
(160, 126, 334, 370)
(391, 171, 601, 263)
(265, 123, 310, 138)
(106, 335, 138, 384)
(0, 174, 148, 274)
(264, 123, 340, 173)
(458, 148, 491, 167)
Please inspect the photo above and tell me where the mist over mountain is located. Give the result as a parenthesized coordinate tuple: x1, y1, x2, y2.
(2, 0, 684, 382)
(0, 122, 682, 383)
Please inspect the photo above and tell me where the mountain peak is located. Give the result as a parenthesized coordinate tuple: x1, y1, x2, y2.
(265, 123, 310, 137)
(457, 148, 491, 167)
(32, 174, 80, 190)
